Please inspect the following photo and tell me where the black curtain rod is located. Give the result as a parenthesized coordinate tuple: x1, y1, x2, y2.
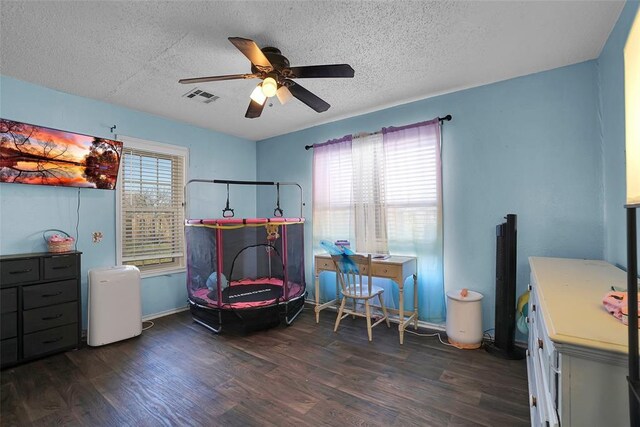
(304, 114, 452, 150)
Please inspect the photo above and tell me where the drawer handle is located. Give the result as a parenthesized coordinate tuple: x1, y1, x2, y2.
(9, 268, 32, 275)
(538, 338, 544, 349)
(42, 313, 63, 320)
(532, 304, 536, 312)
(42, 291, 63, 298)
(530, 395, 537, 407)
(42, 336, 63, 344)
(52, 265, 71, 270)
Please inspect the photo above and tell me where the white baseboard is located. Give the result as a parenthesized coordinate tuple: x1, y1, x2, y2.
(142, 306, 189, 321)
(304, 299, 445, 332)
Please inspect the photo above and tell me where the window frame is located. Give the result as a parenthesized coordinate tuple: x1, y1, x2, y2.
(116, 135, 189, 278)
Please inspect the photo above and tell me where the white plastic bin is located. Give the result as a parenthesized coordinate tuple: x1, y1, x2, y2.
(446, 289, 483, 349)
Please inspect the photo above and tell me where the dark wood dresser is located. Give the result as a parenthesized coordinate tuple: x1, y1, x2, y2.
(0, 251, 81, 368)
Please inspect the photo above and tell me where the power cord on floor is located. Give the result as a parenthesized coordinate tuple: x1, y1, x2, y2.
(405, 327, 498, 349)
(142, 320, 154, 331)
(404, 329, 455, 347)
(75, 187, 80, 251)
(483, 328, 495, 346)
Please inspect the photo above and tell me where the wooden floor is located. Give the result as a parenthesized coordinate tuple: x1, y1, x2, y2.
(1, 309, 530, 426)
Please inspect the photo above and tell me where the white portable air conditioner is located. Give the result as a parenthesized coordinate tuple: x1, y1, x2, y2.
(88, 265, 142, 346)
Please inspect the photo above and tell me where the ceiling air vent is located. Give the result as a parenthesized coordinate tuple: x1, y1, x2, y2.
(182, 88, 219, 104)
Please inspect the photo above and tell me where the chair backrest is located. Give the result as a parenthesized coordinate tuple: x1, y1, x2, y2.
(330, 254, 373, 298)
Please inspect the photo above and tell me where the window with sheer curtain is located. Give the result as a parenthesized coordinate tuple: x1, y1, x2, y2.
(312, 120, 444, 322)
(117, 137, 188, 277)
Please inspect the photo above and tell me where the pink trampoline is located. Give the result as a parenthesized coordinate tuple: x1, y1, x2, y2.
(184, 180, 306, 333)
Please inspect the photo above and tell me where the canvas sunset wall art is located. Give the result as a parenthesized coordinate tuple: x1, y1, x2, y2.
(0, 119, 123, 189)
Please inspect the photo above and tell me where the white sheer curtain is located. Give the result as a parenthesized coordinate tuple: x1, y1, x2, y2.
(352, 133, 388, 254)
(312, 136, 354, 251)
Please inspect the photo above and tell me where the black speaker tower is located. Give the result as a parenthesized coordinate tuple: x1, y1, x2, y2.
(486, 214, 525, 359)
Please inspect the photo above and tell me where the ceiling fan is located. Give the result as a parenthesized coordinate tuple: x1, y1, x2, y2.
(179, 37, 355, 119)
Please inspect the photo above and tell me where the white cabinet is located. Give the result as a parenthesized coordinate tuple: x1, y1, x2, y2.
(528, 257, 631, 427)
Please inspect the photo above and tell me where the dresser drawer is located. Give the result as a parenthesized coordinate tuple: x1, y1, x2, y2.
(23, 302, 78, 334)
(23, 280, 77, 310)
(43, 255, 77, 281)
(1, 312, 17, 339)
(1, 288, 17, 313)
(1, 338, 18, 365)
(23, 323, 77, 359)
(1, 258, 39, 286)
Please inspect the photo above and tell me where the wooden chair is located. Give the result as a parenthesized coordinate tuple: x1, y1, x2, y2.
(331, 254, 390, 341)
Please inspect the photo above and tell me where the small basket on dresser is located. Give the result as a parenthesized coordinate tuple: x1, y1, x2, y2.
(43, 229, 74, 253)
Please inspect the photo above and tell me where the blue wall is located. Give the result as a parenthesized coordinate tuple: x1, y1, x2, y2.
(599, 0, 640, 269)
(257, 61, 604, 328)
(0, 76, 257, 326)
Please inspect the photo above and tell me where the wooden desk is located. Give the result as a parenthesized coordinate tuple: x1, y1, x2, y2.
(314, 254, 418, 344)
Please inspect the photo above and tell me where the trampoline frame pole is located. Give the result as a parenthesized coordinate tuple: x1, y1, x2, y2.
(282, 225, 289, 301)
(216, 228, 224, 308)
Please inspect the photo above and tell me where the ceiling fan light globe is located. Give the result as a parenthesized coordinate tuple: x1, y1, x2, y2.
(261, 77, 278, 97)
(276, 85, 293, 105)
(250, 84, 267, 105)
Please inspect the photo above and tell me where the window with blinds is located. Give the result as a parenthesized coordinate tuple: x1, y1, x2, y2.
(117, 138, 187, 275)
(312, 125, 440, 253)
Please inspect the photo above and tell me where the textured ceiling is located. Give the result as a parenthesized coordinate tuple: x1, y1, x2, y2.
(0, 1, 624, 141)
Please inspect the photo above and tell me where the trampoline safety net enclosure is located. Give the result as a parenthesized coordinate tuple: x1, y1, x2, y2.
(186, 219, 306, 332)
(184, 179, 306, 333)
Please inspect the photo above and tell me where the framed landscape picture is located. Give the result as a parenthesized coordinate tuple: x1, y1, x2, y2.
(0, 119, 123, 189)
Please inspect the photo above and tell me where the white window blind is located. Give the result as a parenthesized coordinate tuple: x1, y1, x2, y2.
(118, 139, 187, 274)
(352, 133, 388, 254)
(384, 131, 439, 247)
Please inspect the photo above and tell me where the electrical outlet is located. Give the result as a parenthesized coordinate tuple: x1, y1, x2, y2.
(92, 231, 103, 243)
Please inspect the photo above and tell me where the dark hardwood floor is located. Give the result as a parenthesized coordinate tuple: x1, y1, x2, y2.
(1, 309, 530, 426)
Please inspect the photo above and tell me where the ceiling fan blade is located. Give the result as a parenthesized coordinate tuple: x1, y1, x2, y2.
(228, 37, 273, 70)
(179, 73, 259, 84)
(288, 64, 354, 79)
(245, 99, 265, 119)
(286, 81, 330, 113)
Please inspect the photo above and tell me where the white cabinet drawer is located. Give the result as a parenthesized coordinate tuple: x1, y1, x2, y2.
(536, 346, 559, 426)
(529, 323, 559, 426)
(528, 282, 560, 426)
(526, 348, 541, 427)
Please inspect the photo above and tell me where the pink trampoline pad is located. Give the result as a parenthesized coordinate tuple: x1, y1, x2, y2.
(191, 278, 304, 309)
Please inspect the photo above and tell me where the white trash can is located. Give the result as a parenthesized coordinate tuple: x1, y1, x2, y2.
(446, 289, 483, 349)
